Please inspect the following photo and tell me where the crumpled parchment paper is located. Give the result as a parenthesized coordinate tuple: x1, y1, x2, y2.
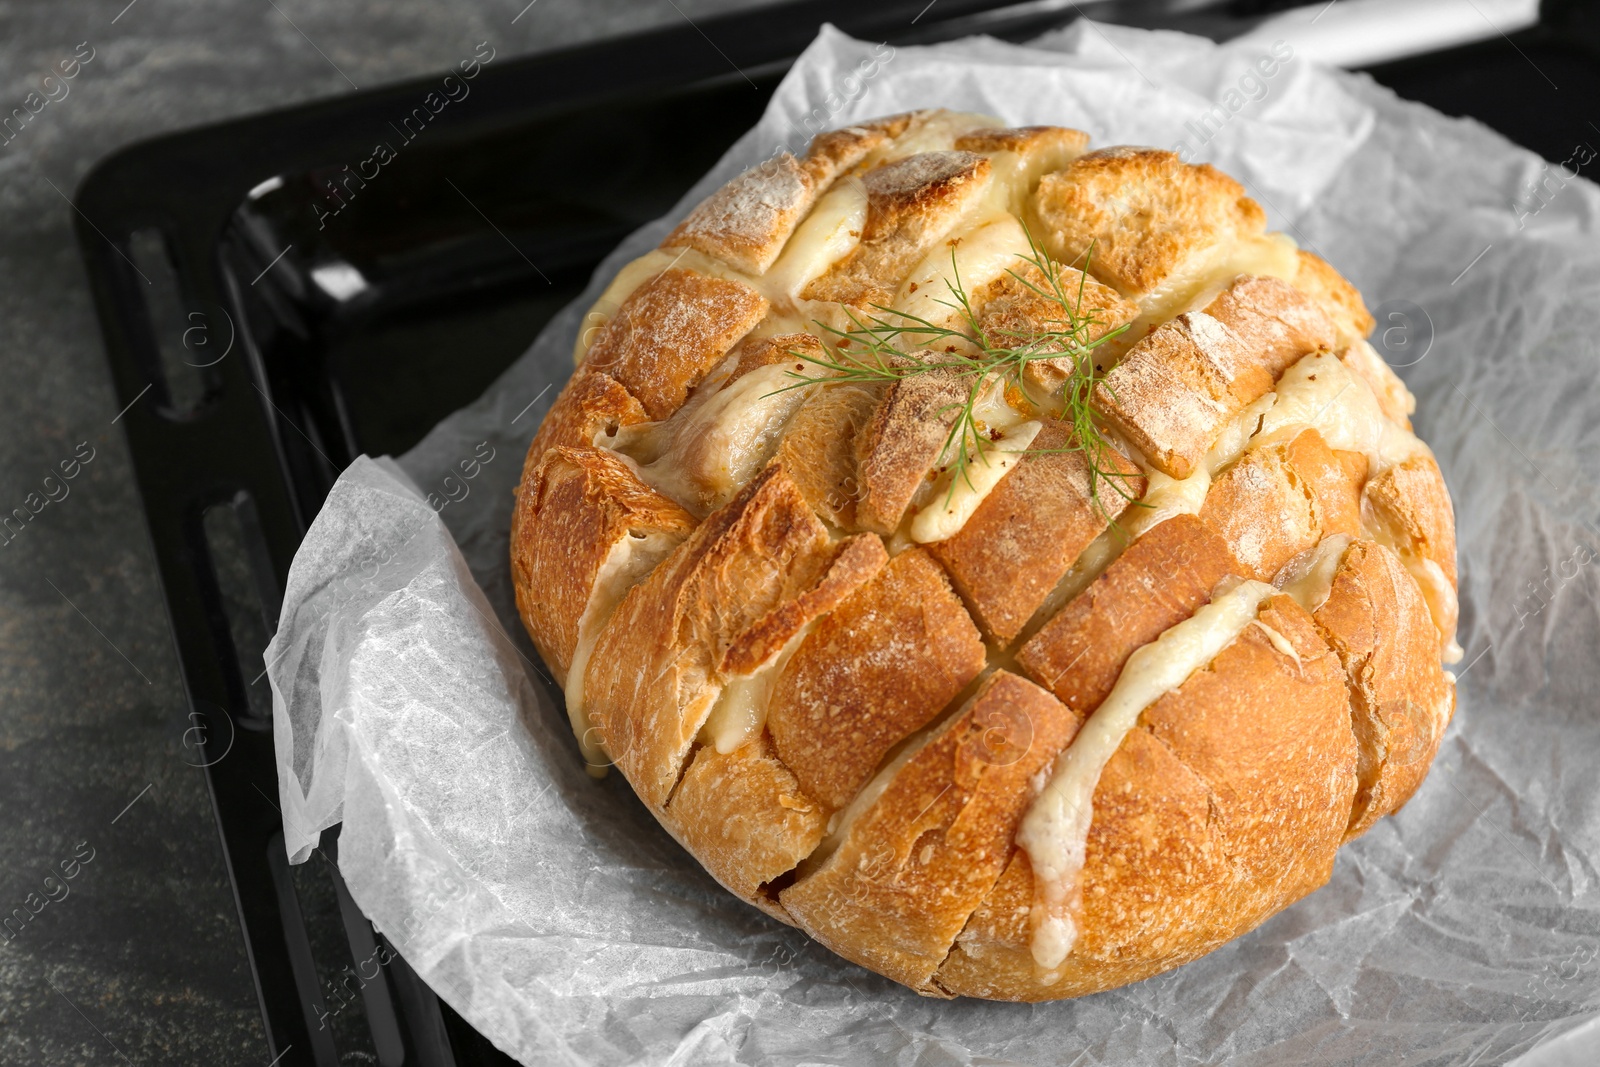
(268, 21, 1600, 1067)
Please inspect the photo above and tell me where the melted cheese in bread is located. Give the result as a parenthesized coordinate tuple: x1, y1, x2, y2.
(1017, 578, 1280, 971)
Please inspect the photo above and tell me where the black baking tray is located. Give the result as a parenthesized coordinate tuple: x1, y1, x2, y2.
(73, 1, 1600, 1063)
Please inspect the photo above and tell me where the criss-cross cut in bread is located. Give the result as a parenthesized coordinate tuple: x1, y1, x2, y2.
(1090, 310, 1259, 479)
(1017, 514, 1240, 713)
(514, 112, 1457, 1003)
(661, 112, 929, 275)
(937, 595, 1357, 1000)
(929, 420, 1145, 642)
(1310, 540, 1455, 839)
(766, 547, 986, 812)
(583, 464, 882, 809)
(781, 671, 1084, 991)
(1363, 453, 1458, 587)
(510, 446, 695, 682)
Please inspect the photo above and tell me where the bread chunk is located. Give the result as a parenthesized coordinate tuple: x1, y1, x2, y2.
(509, 446, 695, 681)
(931, 421, 1145, 643)
(781, 671, 1083, 992)
(940, 595, 1355, 1000)
(802, 110, 929, 185)
(766, 547, 986, 812)
(802, 151, 994, 308)
(1200, 428, 1367, 581)
(726, 331, 824, 387)
(660, 153, 815, 276)
(1363, 453, 1457, 587)
(585, 268, 768, 420)
(1090, 310, 1262, 479)
(1292, 248, 1375, 342)
(1201, 274, 1338, 373)
(972, 261, 1138, 394)
(777, 376, 885, 529)
(1018, 513, 1240, 714)
(954, 126, 1089, 211)
(660, 113, 932, 276)
(1312, 540, 1454, 838)
(1033, 147, 1266, 298)
(854, 359, 969, 534)
(524, 369, 648, 471)
(662, 734, 827, 922)
(584, 464, 880, 810)
(953, 124, 1088, 159)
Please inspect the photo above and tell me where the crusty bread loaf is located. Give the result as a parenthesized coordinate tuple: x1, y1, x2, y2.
(511, 111, 1459, 1000)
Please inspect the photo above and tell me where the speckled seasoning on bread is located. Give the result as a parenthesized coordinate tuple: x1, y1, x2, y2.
(509, 110, 1460, 1000)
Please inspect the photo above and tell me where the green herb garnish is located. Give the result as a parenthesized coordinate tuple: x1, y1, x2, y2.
(781, 228, 1140, 519)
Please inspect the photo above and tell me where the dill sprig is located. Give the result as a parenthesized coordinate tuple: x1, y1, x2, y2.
(780, 227, 1141, 519)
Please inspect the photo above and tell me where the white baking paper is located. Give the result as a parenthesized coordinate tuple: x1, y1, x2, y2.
(268, 21, 1600, 1067)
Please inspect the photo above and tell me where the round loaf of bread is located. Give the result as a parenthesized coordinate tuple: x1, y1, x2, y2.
(510, 110, 1459, 1000)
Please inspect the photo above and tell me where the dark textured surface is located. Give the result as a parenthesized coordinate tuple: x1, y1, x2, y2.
(0, 1, 776, 1062)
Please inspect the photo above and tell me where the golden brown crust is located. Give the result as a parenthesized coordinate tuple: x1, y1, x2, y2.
(585, 464, 851, 810)
(940, 595, 1357, 1000)
(1201, 274, 1338, 373)
(1090, 310, 1264, 479)
(658, 112, 934, 277)
(777, 378, 884, 528)
(781, 671, 1083, 991)
(584, 268, 769, 420)
(930, 421, 1145, 643)
(520, 115, 1459, 1002)
(1017, 514, 1240, 714)
(766, 548, 986, 812)
(802, 151, 994, 308)
(1363, 453, 1458, 588)
(954, 125, 1089, 158)
(802, 111, 929, 186)
(721, 533, 887, 676)
(1311, 540, 1453, 838)
(853, 361, 967, 534)
(661, 734, 827, 916)
(660, 153, 815, 276)
(524, 369, 648, 472)
(1033, 148, 1266, 298)
(1199, 428, 1366, 581)
(1292, 249, 1375, 341)
(509, 446, 695, 681)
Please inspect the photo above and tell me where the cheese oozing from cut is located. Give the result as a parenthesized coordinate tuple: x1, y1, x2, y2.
(1253, 350, 1423, 477)
(697, 621, 816, 754)
(1102, 234, 1300, 367)
(1279, 533, 1353, 613)
(615, 362, 813, 516)
(764, 179, 868, 299)
(1017, 578, 1280, 971)
(896, 373, 1040, 544)
(910, 419, 1041, 544)
(891, 214, 1032, 346)
(567, 529, 684, 776)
